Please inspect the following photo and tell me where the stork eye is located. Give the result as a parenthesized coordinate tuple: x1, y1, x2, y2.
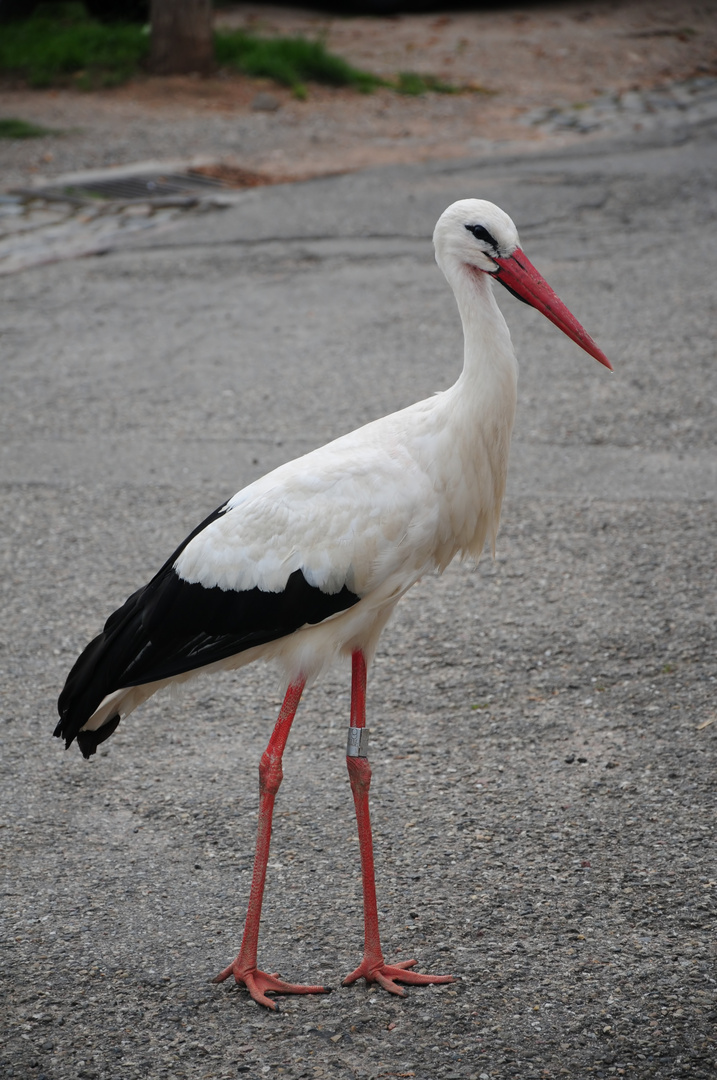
(465, 223, 498, 250)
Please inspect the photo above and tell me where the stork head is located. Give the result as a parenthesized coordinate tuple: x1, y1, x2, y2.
(433, 198, 612, 370)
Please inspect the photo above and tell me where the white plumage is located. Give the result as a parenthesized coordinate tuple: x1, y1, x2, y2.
(57, 198, 610, 1008)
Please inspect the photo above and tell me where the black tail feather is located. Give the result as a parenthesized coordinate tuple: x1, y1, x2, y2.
(55, 502, 232, 754)
(56, 499, 363, 755)
(76, 714, 121, 760)
(55, 584, 153, 750)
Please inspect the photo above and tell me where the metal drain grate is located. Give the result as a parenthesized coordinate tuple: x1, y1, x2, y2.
(10, 164, 279, 211)
(61, 171, 227, 201)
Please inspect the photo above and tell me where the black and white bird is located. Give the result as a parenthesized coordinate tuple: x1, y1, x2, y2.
(57, 199, 611, 1009)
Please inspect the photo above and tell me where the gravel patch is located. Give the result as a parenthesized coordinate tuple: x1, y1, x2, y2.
(1, 83, 716, 1079)
(524, 76, 717, 137)
(1, 0, 715, 191)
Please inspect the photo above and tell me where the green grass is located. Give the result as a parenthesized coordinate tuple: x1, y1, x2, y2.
(0, 5, 467, 99)
(216, 40, 470, 99)
(215, 30, 383, 99)
(0, 5, 148, 89)
(0, 116, 59, 137)
(395, 72, 458, 96)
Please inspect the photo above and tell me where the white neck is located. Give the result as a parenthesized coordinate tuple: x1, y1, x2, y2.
(432, 258, 519, 561)
(448, 260, 518, 390)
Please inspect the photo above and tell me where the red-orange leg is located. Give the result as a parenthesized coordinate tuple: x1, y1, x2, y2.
(213, 678, 328, 1009)
(342, 650, 456, 996)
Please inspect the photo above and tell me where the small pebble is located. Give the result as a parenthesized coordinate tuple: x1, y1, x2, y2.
(251, 92, 281, 113)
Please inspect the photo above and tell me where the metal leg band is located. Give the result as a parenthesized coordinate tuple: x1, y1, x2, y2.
(346, 727, 369, 758)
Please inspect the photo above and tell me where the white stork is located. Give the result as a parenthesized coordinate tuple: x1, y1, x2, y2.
(56, 199, 611, 1009)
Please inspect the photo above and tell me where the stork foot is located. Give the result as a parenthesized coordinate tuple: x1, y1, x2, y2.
(342, 957, 456, 997)
(212, 962, 329, 1010)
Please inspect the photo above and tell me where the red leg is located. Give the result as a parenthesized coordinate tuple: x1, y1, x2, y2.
(213, 679, 328, 1009)
(342, 650, 456, 996)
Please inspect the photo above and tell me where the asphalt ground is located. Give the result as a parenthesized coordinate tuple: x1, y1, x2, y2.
(1, 121, 716, 1079)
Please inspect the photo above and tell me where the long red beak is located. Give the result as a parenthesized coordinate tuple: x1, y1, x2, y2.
(493, 248, 612, 370)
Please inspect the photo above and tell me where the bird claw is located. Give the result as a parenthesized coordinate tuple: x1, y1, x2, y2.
(342, 957, 455, 996)
(212, 962, 330, 1010)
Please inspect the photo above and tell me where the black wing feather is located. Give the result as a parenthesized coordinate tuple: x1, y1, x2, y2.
(56, 503, 360, 757)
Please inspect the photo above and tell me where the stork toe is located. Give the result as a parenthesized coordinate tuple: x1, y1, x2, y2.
(213, 962, 329, 1009)
(343, 956, 455, 996)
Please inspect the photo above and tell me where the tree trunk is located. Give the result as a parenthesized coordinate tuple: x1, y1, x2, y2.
(149, 0, 214, 77)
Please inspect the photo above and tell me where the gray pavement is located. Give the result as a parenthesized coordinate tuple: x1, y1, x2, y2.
(1, 116, 716, 1080)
